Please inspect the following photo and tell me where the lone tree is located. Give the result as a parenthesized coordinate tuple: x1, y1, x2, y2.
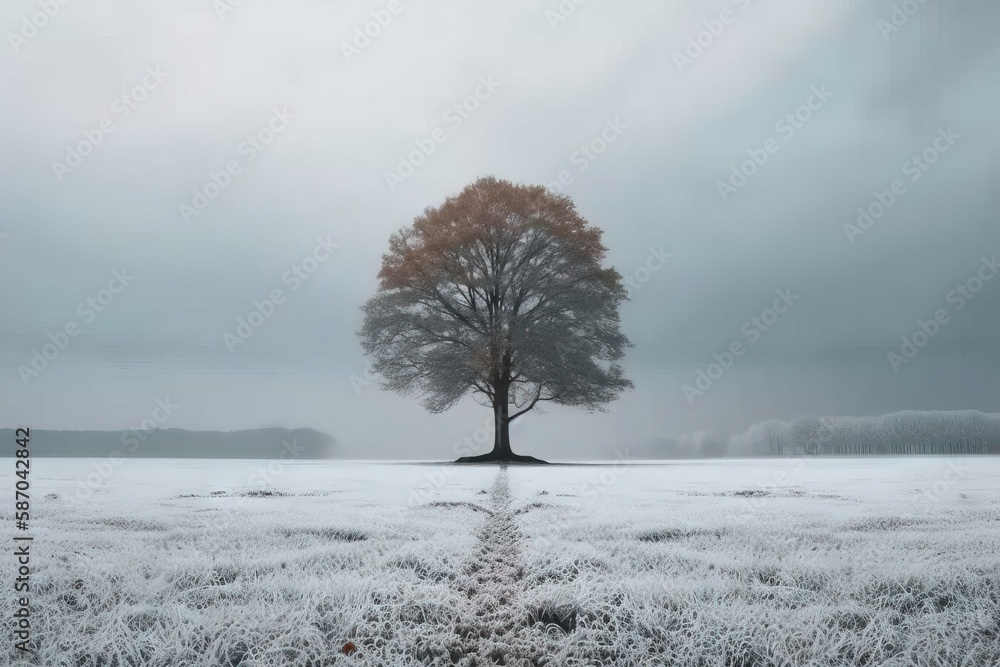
(358, 177, 633, 463)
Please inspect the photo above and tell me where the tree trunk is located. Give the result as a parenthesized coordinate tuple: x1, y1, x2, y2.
(454, 381, 548, 464)
(494, 387, 513, 458)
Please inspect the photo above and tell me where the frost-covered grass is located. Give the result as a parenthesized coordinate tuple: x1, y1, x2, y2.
(511, 460, 1000, 666)
(2, 458, 999, 666)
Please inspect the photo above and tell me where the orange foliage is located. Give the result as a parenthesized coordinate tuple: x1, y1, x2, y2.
(377, 177, 608, 291)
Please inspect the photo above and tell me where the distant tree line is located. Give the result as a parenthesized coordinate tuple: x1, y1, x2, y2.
(0, 428, 337, 459)
(649, 411, 1000, 458)
(753, 411, 1000, 456)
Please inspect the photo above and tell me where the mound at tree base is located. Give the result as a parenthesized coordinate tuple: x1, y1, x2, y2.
(454, 452, 550, 464)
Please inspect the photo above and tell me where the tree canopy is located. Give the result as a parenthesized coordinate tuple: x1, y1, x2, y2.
(359, 176, 633, 461)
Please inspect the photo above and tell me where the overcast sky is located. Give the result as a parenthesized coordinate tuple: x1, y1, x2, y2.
(1, 0, 997, 459)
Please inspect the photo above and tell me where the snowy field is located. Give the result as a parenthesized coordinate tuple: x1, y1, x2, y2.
(3, 457, 999, 666)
